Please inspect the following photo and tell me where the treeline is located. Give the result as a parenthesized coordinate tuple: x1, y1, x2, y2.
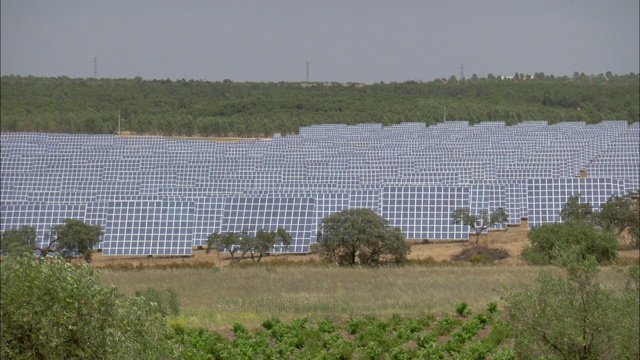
(1, 72, 638, 137)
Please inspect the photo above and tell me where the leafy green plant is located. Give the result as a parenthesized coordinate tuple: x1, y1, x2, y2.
(455, 301, 471, 317)
(1, 256, 178, 359)
(434, 316, 462, 336)
(316, 317, 336, 334)
(504, 255, 639, 359)
(522, 220, 619, 264)
(486, 300, 499, 314)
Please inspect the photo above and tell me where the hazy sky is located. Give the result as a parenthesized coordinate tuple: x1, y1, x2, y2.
(1, 0, 638, 83)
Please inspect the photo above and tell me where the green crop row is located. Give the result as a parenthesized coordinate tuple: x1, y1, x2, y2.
(168, 302, 514, 360)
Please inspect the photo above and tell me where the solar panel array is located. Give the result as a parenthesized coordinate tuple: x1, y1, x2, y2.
(1, 120, 638, 255)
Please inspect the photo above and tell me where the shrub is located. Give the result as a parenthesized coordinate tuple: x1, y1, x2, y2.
(451, 245, 509, 262)
(454, 301, 471, 317)
(503, 256, 639, 359)
(486, 300, 499, 314)
(316, 208, 410, 266)
(521, 220, 619, 265)
(0, 256, 178, 359)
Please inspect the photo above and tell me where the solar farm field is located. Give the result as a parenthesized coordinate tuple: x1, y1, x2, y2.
(1, 120, 639, 257)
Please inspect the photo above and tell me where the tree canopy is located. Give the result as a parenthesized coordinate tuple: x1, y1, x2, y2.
(594, 194, 639, 247)
(315, 208, 410, 266)
(504, 255, 638, 359)
(1, 256, 179, 359)
(1, 74, 638, 136)
(521, 220, 619, 265)
(559, 195, 594, 222)
(206, 228, 292, 262)
(451, 208, 509, 245)
(48, 218, 104, 262)
(0, 226, 37, 257)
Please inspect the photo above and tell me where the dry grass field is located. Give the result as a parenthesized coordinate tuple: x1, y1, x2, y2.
(96, 219, 639, 330)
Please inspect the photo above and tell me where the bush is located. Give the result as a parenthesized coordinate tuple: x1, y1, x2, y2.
(454, 301, 471, 317)
(316, 208, 410, 266)
(521, 220, 619, 265)
(0, 256, 179, 359)
(451, 245, 509, 262)
(503, 256, 639, 359)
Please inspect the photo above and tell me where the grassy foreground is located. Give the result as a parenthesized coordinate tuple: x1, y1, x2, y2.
(99, 264, 629, 330)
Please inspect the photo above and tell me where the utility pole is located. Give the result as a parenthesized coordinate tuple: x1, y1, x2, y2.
(306, 61, 309, 83)
(94, 57, 97, 79)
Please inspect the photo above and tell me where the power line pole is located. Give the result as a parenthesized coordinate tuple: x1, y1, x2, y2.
(306, 61, 309, 83)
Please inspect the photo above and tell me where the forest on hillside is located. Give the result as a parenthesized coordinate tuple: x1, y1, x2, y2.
(1, 72, 638, 137)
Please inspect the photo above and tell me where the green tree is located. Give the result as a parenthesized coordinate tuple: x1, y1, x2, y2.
(252, 228, 292, 262)
(1, 256, 179, 359)
(451, 208, 509, 245)
(560, 195, 593, 222)
(206, 231, 241, 260)
(503, 254, 639, 359)
(49, 219, 104, 263)
(594, 194, 639, 247)
(0, 226, 37, 256)
(521, 220, 619, 265)
(315, 208, 410, 266)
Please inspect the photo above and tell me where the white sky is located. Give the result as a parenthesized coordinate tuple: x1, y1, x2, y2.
(1, 0, 638, 83)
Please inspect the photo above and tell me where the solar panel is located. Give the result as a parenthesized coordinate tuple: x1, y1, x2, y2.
(101, 200, 194, 255)
(220, 196, 317, 253)
(381, 186, 469, 240)
(1, 120, 638, 255)
(526, 178, 625, 228)
(0, 204, 87, 248)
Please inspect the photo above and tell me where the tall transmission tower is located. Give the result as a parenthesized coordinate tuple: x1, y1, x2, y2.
(306, 61, 309, 82)
(94, 57, 97, 79)
(459, 64, 464, 80)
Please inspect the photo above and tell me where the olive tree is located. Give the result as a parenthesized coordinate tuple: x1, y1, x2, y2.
(451, 207, 509, 245)
(594, 194, 639, 247)
(252, 228, 292, 262)
(521, 220, 619, 265)
(560, 195, 593, 222)
(48, 218, 104, 262)
(0, 226, 37, 256)
(504, 254, 639, 359)
(315, 208, 410, 266)
(1, 256, 180, 359)
(206, 231, 241, 260)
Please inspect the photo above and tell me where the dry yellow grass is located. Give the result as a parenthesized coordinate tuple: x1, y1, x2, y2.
(98, 264, 631, 330)
(95, 219, 638, 330)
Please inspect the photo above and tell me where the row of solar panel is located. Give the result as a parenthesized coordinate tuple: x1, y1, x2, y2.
(1, 121, 637, 255)
(0, 178, 628, 255)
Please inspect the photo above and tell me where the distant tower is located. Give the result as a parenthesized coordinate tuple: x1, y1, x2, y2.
(94, 57, 98, 79)
(459, 64, 464, 81)
(306, 61, 309, 82)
